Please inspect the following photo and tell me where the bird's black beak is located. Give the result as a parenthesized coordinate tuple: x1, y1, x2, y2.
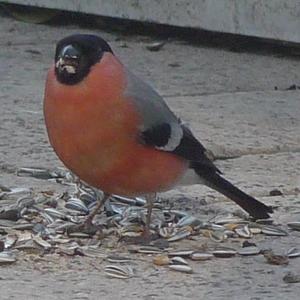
(56, 45, 80, 74)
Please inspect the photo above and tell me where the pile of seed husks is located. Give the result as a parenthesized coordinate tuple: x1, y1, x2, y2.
(0, 167, 299, 280)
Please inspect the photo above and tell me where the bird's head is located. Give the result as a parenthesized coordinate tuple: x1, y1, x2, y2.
(54, 34, 113, 85)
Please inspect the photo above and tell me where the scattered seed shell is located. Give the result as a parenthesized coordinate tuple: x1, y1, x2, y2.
(146, 41, 165, 51)
(287, 222, 300, 231)
(213, 248, 237, 258)
(190, 252, 213, 261)
(249, 226, 262, 234)
(286, 247, 300, 258)
(238, 246, 260, 256)
(4, 234, 18, 249)
(0, 251, 16, 264)
(137, 246, 162, 254)
(235, 224, 252, 238)
(170, 256, 188, 265)
(168, 250, 194, 257)
(17, 167, 53, 179)
(255, 219, 274, 225)
(176, 215, 202, 228)
(68, 232, 90, 238)
(261, 225, 288, 236)
(33, 236, 52, 250)
(214, 216, 245, 225)
(208, 230, 228, 243)
(283, 272, 300, 283)
(104, 265, 134, 279)
(107, 255, 132, 263)
(167, 226, 192, 242)
(169, 264, 193, 273)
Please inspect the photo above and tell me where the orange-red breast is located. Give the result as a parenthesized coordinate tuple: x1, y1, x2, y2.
(44, 34, 272, 220)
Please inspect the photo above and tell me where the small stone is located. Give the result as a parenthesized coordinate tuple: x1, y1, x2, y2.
(283, 272, 300, 283)
(269, 189, 283, 196)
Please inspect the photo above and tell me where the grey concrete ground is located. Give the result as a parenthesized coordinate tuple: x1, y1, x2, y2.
(0, 12, 299, 300)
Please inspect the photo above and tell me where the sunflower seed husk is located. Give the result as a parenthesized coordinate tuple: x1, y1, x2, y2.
(76, 247, 106, 259)
(256, 219, 274, 225)
(0, 219, 16, 227)
(12, 222, 34, 230)
(0, 251, 16, 264)
(17, 167, 53, 179)
(286, 247, 300, 258)
(137, 246, 163, 254)
(168, 250, 194, 257)
(159, 227, 176, 239)
(119, 224, 143, 237)
(170, 256, 188, 265)
(33, 236, 52, 250)
(43, 208, 67, 220)
(238, 246, 260, 256)
(153, 255, 170, 266)
(169, 264, 193, 273)
(213, 248, 237, 258)
(104, 265, 134, 279)
(68, 232, 90, 238)
(4, 234, 18, 249)
(0, 208, 20, 221)
(176, 215, 202, 228)
(56, 245, 78, 256)
(113, 195, 146, 206)
(16, 196, 34, 208)
(17, 231, 32, 242)
(79, 193, 97, 206)
(65, 198, 89, 214)
(146, 41, 165, 52)
(248, 226, 262, 234)
(214, 216, 245, 225)
(107, 255, 132, 263)
(205, 230, 228, 243)
(261, 225, 288, 236)
(190, 252, 213, 261)
(15, 241, 43, 254)
(287, 222, 300, 231)
(49, 237, 70, 244)
(235, 224, 252, 238)
(283, 272, 300, 283)
(7, 187, 31, 196)
(210, 224, 226, 231)
(167, 226, 192, 242)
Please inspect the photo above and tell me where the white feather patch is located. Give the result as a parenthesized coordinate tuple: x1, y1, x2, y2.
(156, 123, 183, 151)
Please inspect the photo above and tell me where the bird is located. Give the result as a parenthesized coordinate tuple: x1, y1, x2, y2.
(44, 34, 272, 237)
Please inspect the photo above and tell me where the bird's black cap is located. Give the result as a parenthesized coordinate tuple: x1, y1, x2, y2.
(54, 34, 113, 85)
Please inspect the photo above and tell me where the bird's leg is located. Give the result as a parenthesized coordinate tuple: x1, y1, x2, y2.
(143, 193, 156, 239)
(85, 192, 110, 225)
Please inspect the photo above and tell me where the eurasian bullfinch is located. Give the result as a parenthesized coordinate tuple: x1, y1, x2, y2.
(44, 34, 272, 236)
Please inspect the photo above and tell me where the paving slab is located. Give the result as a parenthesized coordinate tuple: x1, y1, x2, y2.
(0, 13, 299, 300)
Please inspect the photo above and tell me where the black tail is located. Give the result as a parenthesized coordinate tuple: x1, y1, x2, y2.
(192, 163, 273, 219)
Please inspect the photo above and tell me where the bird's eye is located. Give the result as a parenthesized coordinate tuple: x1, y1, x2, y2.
(56, 45, 81, 75)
